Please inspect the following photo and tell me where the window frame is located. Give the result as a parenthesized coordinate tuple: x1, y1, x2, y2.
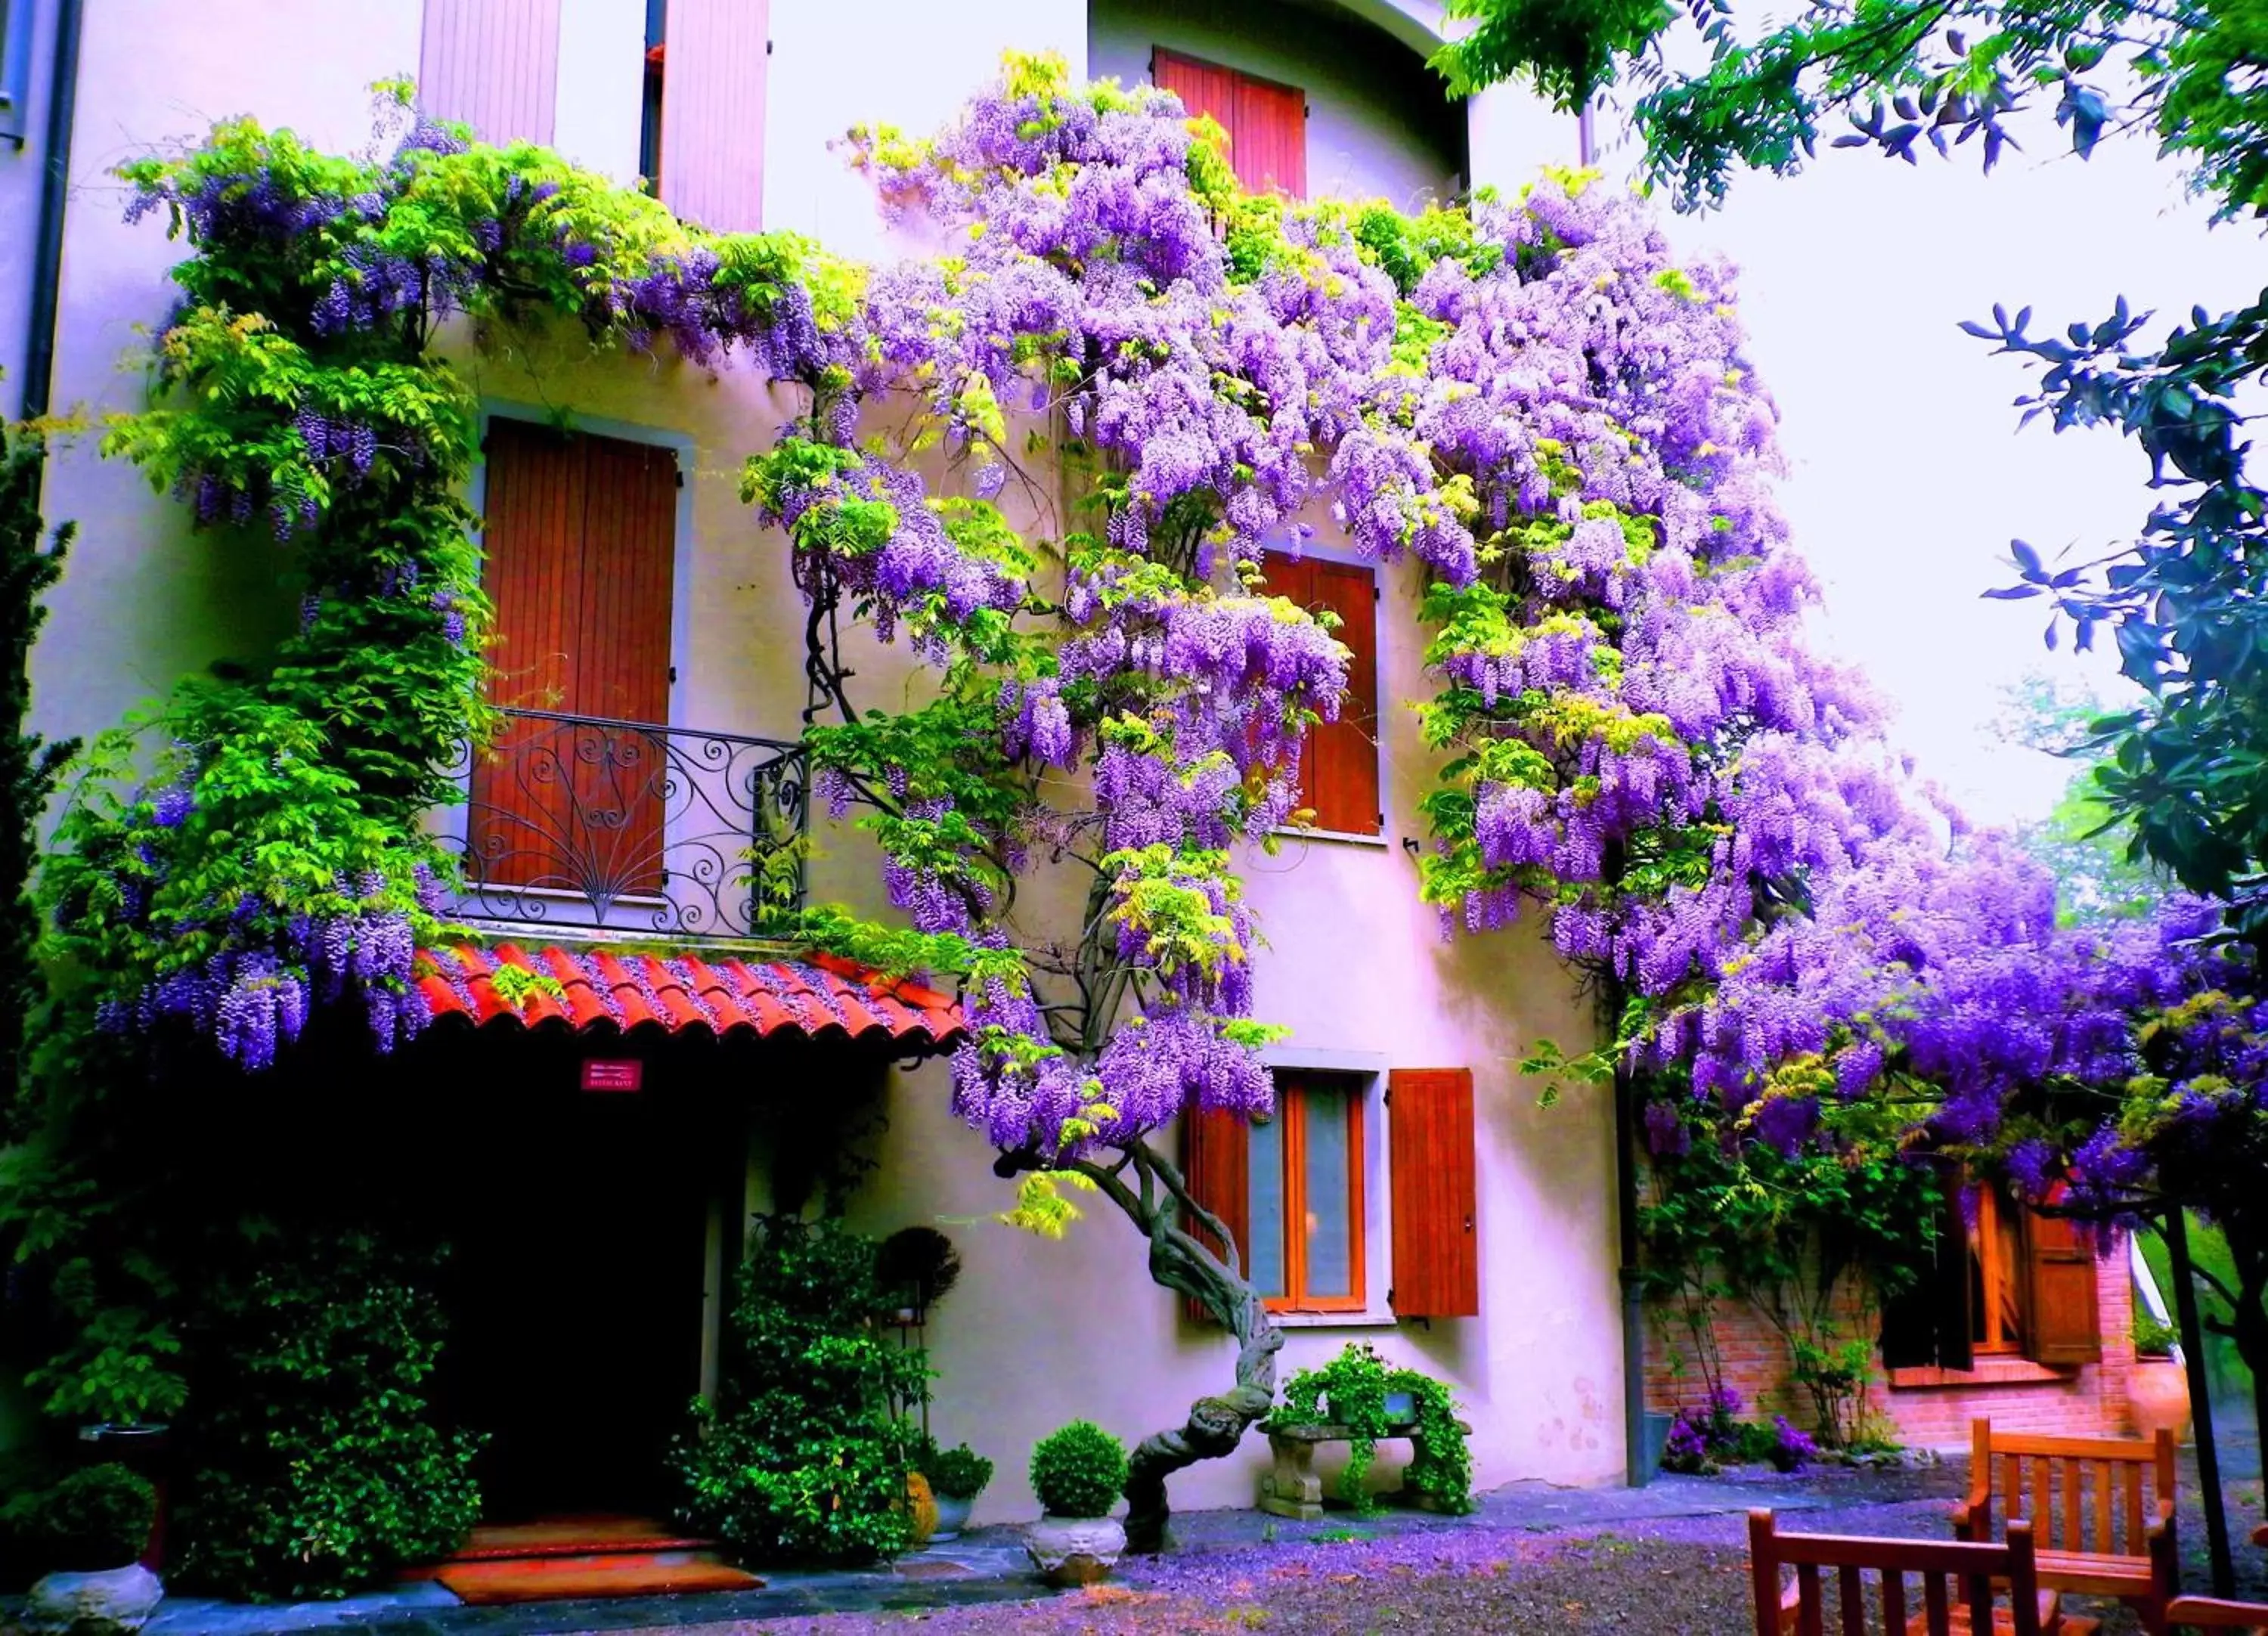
(1251, 1071, 1369, 1316)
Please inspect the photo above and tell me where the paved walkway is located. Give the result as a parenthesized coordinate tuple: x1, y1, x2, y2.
(105, 1463, 1963, 1636)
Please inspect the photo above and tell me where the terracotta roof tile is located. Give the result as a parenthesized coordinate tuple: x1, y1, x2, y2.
(417, 943, 965, 1055)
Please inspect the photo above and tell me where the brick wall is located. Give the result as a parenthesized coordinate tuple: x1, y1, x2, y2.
(1644, 1236, 2136, 1452)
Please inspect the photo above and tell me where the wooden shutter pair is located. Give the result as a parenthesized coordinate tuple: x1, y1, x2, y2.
(472, 421, 678, 891)
(1180, 1068, 1477, 1322)
(1263, 553, 1382, 837)
(419, 0, 562, 145)
(417, 0, 767, 233)
(1879, 1180, 2102, 1370)
(1152, 48, 1307, 199)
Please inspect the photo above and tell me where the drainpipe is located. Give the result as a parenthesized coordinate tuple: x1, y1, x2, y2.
(21, 0, 85, 424)
(1614, 1060, 1649, 1486)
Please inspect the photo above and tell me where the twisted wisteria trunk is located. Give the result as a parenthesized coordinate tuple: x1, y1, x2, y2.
(1106, 1142, 1283, 1554)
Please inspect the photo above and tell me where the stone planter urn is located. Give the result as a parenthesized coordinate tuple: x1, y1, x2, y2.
(2129, 1354, 2192, 1444)
(1024, 1514, 1125, 1587)
(931, 1491, 974, 1541)
(20, 1565, 165, 1636)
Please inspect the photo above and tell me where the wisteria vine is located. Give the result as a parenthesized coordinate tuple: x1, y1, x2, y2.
(12, 51, 2260, 1566)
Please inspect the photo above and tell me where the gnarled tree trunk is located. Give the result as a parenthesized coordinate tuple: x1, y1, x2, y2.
(1105, 1140, 1283, 1554)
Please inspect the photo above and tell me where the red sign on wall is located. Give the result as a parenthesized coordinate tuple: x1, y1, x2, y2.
(580, 1058, 643, 1093)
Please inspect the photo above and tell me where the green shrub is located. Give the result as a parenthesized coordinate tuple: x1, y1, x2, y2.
(2134, 1311, 2180, 1356)
(1029, 1421, 1126, 1518)
(1271, 1343, 1475, 1515)
(673, 1216, 929, 1566)
(0, 1464, 156, 1574)
(169, 1230, 480, 1601)
(920, 1441, 993, 1502)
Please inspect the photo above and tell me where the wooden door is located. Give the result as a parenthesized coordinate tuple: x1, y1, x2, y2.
(471, 421, 677, 897)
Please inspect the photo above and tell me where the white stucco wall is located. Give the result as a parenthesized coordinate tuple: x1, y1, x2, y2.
(1089, 0, 1465, 209)
(553, 0, 646, 184)
(762, 0, 1088, 263)
(18, 0, 1623, 1514)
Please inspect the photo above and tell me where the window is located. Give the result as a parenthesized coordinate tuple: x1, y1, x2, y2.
(1265, 552, 1380, 837)
(1969, 1185, 2027, 1356)
(1250, 1073, 1367, 1312)
(639, 0, 665, 187)
(1181, 1065, 1479, 1323)
(417, 0, 563, 147)
(1882, 1177, 2102, 1374)
(1152, 48, 1306, 198)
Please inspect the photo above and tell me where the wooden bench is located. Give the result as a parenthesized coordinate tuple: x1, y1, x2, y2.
(1749, 1508, 2096, 1635)
(1953, 1419, 2177, 1635)
(2167, 1597, 2268, 1633)
(2159, 1523, 2268, 1633)
(1258, 1417, 1471, 1520)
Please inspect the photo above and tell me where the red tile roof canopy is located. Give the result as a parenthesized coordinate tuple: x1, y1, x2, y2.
(417, 943, 965, 1054)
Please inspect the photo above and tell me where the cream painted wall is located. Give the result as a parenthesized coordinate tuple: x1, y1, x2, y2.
(1089, 0, 1465, 210)
(31, 0, 423, 754)
(20, 0, 1622, 1511)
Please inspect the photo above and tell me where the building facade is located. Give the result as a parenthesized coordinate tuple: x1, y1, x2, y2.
(0, 0, 2149, 1542)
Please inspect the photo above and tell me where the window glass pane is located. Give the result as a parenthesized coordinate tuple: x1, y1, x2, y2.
(1303, 1089, 1354, 1299)
(1247, 1111, 1284, 1299)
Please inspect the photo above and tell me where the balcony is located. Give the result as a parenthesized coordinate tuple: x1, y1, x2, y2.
(443, 708, 807, 940)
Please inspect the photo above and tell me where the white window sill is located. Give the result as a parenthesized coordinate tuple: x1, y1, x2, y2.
(1269, 826, 1391, 849)
(1271, 1308, 1400, 1330)
(1887, 1359, 2078, 1390)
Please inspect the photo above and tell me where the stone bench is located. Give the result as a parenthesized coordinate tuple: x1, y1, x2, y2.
(1259, 1418, 1473, 1521)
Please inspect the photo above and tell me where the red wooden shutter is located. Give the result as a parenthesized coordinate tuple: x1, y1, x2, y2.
(658, 0, 769, 231)
(2025, 1199, 2103, 1366)
(1154, 48, 1306, 198)
(1181, 1105, 1250, 1324)
(472, 423, 677, 894)
(1307, 559, 1380, 835)
(418, 0, 562, 145)
(1389, 1068, 1479, 1318)
(1232, 73, 1306, 199)
(1154, 48, 1238, 166)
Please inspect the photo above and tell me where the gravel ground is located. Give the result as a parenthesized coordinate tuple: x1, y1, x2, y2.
(645, 1461, 2268, 1636)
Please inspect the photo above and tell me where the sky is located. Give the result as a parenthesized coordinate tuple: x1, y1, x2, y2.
(1599, 97, 2261, 828)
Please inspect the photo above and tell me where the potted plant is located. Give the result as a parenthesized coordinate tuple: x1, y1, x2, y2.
(1272, 1343, 1476, 1515)
(14, 1464, 163, 1636)
(2129, 1312, 2191, 1443)
(921, 1442, 994, 1541)
(1022, 1421, 1128, 1587)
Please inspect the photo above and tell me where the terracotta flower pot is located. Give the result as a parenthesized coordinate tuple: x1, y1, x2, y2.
(903, 1470, 939, 1546)
(2129, 1355, 2191, 1444)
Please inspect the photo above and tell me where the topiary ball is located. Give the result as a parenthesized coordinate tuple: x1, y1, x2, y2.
(29, 1464, 156, 1574)
(1028, 1420, 1127, 1519)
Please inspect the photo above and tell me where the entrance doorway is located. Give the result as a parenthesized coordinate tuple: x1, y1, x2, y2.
(435, 1074, 717, 1521)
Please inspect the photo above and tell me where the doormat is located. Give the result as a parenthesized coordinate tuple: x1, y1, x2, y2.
(427, 1517, 761, 1604)
(436, 1551, 762, 1604)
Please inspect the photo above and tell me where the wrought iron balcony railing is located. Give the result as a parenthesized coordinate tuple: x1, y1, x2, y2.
(442, 708, 807, 940)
